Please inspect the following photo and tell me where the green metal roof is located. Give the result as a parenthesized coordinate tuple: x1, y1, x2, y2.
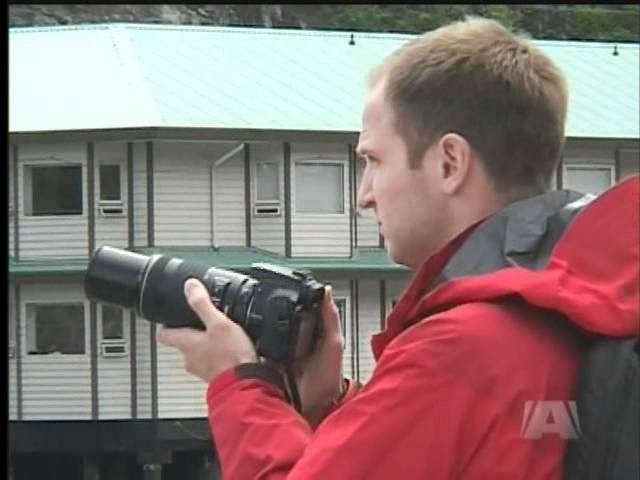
(9, 23, 639, 139)
(8, 247, 407, 279)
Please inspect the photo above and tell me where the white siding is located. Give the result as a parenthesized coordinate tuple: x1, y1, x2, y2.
(9, 284, 18, 420)
(133, 142, 148, 247)
(251, 142, 285, 255)
(356, 280, 382, 384)
(620, 149, 639, 181)
(96, 309, 131, 419)
(135, 318, 153, 419)
(355, 161, 380, 247)
(157, 344, 208, 419)
(291, 143, 350, 257)
(20, 282, 91, 420)
(18, 143, 88, 258)
(213, 147, 246, 246)
(154, 142, 213, 247)
(94, 141, 128, 250)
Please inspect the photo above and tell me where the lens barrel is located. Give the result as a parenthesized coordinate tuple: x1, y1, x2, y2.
(85, 246, 150, 312)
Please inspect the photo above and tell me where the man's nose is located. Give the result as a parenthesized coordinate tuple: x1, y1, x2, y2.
(357, 174, 374, 211)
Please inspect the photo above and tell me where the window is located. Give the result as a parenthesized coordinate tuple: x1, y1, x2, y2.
(98, 163, 125, 216)
(99, 164, 122, 201)
(295, 162, 344, 214)
(26, 304, 85, 355)
(255, 162, 280, 203)
(25, 164, 83, 216)
(101, 305, 124, 340)
(334, 298, 347, 335)
(254, 161, 281, 216)
(100, 305, 128, 357)
(564, 165, 614, 196)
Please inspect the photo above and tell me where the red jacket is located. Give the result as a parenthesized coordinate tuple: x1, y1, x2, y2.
(206, 176, 639, 479)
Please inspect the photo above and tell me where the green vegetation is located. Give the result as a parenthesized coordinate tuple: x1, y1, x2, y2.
(326, 4, 639, 42)
(9, 4, 640, 42)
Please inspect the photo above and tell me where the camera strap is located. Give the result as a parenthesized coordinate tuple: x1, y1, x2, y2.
(284, 366, 303, 414)
(234, 362, 303, 414)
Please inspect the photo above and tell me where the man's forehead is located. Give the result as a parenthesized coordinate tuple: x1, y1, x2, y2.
(362, 81, 386, 118)
(360, 86, 387, 137)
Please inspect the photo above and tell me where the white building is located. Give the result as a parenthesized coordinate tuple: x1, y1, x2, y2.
(8, 23, 639, 479)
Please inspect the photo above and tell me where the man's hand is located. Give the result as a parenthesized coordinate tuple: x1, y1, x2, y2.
(157, 278, 257, 384)
(294, 286, 346, 428)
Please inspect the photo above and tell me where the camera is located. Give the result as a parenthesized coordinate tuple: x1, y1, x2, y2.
(84, 246, 326, 364)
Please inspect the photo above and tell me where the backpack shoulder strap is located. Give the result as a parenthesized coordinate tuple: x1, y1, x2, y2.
(564, 337, 640, 480)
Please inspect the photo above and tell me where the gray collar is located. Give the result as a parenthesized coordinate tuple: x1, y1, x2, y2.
(438, 189, 595, 285)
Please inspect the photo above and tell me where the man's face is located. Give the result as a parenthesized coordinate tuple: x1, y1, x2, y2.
(356, 81, 450, 269)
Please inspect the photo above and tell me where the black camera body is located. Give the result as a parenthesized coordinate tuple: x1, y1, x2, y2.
(84, 246, 325, 364)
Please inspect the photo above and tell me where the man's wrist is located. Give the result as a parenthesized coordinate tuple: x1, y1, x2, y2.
(234, 362, 288, 397)
(304, 378, 352, 428)
(207, 362, 290, 403)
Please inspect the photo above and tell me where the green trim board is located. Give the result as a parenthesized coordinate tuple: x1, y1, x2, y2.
(9, 256, 90, 278)
(8, 247, 407, 279)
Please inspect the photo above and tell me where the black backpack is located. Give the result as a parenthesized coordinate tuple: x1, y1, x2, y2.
(563, 337, 640, 479)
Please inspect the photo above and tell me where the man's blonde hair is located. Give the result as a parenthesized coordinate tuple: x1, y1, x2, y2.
(371, 16, 568, 196)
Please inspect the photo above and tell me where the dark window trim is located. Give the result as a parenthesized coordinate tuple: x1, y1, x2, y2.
(284, 142, 292, 257)
(244, 143, 252, 247)
(13, 144, 20, 259)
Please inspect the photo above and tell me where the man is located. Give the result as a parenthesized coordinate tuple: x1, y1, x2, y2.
(158, 17, 639, 479)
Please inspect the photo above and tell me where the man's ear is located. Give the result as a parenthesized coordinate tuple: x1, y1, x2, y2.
(436, 133, 473, 195)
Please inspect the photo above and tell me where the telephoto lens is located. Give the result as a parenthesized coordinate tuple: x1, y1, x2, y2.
(84, 246, 326, 364)
(85, 246, 257, 331)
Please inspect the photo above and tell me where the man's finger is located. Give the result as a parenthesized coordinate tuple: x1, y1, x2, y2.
(184, 278, 229, 329)
(157, 325, 202, 351)
(321, 285, 342, 337)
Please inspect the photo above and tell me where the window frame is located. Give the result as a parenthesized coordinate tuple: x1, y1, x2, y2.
(254, 160, 282, 205)
(293, 158, 347, 216)
(24, 302, 88, 357)
(99, 304, 127, 342)
(562, 163, 615, 195)
(23, 161, 85, 217)
(98, 160, 125, 204)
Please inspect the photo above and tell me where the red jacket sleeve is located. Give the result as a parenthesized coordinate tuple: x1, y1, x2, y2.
(207, 302, 577, 479)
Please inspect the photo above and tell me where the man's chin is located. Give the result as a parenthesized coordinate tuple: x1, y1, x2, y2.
(386, 243, 418, 270)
